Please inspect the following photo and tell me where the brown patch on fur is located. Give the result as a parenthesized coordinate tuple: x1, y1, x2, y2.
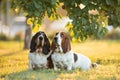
(61, 32, 71, 53)
(47, 54, 54, 69)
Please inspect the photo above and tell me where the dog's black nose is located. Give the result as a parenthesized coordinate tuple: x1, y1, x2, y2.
(54, 37, 58, 42)
(39, 37, 43, 40)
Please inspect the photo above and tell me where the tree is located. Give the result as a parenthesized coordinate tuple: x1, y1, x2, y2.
(24, 16, 32, 49)
(62, 0, 120, 40)
(11, 0, 120, 42)
(11, 0, 59, 49)
(0, 0, 9, 25)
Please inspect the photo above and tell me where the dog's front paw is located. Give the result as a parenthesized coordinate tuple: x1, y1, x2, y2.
(54, 66, 58, 71)
(67, 66, 72, 71)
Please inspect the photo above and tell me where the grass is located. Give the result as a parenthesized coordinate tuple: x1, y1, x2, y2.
(0, 40, 120, 80)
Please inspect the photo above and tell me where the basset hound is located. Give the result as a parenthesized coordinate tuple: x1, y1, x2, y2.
(51, 32, 97, 71)
(28, 31, 52, 70)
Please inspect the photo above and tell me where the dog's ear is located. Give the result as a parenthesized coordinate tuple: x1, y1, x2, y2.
(30, 36, 36, 52)
(61, 32, 71, 53)
(30, 33, 39, 52)
(42, 34, 50, 55)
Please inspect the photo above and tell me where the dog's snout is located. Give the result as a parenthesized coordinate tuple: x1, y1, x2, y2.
(54, 37, 58, 42)
(39, 36, 43, 40)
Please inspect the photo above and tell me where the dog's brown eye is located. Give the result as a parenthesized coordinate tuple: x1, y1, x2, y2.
(56, 33, 58, 35)
(61, 33, 64, 37)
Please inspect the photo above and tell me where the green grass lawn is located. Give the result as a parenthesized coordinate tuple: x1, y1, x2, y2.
(0, 40, 120, 80)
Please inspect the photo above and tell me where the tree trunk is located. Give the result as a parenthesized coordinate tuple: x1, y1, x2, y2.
(1, 0, 6, 25)
(24, 16, 32, 49)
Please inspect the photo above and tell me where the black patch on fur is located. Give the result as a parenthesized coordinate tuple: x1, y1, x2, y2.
(42, 33, 50, 55)
(30, 31, 50, 54)
(30, 32, 40, 52)
(91, 63, 97, 68)
(74, 53, 78, 62)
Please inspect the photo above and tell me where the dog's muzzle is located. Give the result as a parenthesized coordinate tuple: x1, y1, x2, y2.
(39, 36, 43, 40)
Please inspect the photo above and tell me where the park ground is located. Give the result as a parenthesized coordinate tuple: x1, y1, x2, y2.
(0, 40, 120, 80)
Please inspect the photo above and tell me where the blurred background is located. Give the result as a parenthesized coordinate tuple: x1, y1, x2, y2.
(0, 0, 74, 49)
(0, 0, 120, 50)
(0, 0, 120, 80)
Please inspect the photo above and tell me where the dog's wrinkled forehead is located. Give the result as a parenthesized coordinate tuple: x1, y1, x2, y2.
(36, 31, 45, 37)
(39, 31, 44, 35)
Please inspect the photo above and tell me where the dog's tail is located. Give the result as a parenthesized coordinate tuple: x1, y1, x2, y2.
(91, 62, 98, 68)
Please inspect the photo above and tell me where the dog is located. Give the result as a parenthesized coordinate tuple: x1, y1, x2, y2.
(28, 31, 51, 69)
(51, 32, 97, 71)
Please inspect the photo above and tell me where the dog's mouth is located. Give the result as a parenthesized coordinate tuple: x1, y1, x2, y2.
(54, 40, 60, 47)
(54, 45, 62, 53)
(55, 43, 60, 48)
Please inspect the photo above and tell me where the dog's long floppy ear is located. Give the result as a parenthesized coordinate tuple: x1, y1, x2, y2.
(30, 36, 37, 52)
(42, 34, 50, 55)
(30, 33, 39, 52)
(62, 33, 71, 53)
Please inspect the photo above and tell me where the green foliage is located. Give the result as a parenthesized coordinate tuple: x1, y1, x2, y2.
(11, 0, 59, 25)
(11, 0, 120, 41)
(104, 0, 120, 28)
(61, 0, 119, 40)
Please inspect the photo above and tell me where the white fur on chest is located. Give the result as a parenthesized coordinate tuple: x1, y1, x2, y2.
(28, 52, 48, 69)
(51, 51, 74, 70)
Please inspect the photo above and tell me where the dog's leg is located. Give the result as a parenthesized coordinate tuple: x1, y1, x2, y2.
(29, 60, 33, 70)
(66, 64, 72, 71)
(53, 62, 58, 71)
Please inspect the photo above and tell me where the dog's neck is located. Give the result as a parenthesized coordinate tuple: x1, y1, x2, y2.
(35, 46, 43, 53)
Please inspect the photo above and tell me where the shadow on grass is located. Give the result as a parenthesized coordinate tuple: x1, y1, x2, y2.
(5, 69, 80, 80)
(5, 69, 59, 80)
(4, 67, 118, 80)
